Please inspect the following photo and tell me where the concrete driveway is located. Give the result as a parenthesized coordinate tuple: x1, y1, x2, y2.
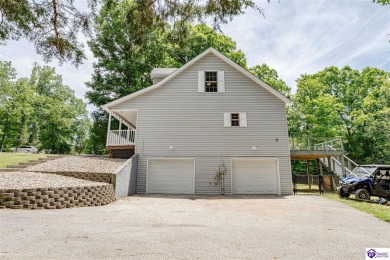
(0, 195, 389, 259)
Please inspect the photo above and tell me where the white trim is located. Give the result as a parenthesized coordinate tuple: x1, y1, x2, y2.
(224, 113, 231, 127)
(217, 71, 225, 92)
(102, 48, 291, 112)
(239, 112, 247, 127)
(134, 109, 139, 153)
(198, 71, 205, 92)
(146, 157, 196, 195)
(230, 157, 281, 195)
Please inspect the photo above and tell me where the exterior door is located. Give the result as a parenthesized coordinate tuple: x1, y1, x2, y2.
(232, 158, 279, 194)
(147, 158, 195, 194)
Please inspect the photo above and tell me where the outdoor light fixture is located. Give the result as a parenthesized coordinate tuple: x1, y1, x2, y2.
(169, 146, 174, 150)
(252, 146, 257, 151)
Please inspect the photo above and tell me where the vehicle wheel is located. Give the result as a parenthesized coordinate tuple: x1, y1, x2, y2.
(338, 188, 350, 198)
(355, 189, 370, 200)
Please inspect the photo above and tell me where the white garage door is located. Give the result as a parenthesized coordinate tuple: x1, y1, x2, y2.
(232, 159, 279, 195)
(147, 158, 195, 194)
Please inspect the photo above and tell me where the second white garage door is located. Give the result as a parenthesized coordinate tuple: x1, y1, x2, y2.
(232, 158, 279, 195)
(147, 158, 195, 194)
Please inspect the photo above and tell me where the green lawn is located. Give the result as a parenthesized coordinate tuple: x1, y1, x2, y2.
(296, 183, 319, 191)
(325, 193, 390, 223)
(0, 153, 51, 168)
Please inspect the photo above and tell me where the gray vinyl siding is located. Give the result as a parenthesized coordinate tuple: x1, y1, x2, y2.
(152, 77, 164, 84)
(111, 53, 292, 195)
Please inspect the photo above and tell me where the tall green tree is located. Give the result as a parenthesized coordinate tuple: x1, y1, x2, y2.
(29, 64, 90, 153)
(289, 66, 390, 163)
(0, 61, 90, 153)
(0, 62, 35, 150)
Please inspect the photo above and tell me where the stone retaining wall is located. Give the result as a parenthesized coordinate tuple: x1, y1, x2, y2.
(0, 184, 115, 210)
(29, 171, 113, 184)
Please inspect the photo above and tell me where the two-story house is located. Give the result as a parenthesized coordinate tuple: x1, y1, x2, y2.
(102, 48, 292, 195)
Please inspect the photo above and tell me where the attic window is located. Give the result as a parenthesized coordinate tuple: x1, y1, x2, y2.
(205, 72, 218, 92)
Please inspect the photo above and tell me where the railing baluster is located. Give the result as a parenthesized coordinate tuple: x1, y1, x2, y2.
(107, 130, 136, 146)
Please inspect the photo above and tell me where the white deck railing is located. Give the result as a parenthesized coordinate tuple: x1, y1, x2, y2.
(107, 130, 136, 146)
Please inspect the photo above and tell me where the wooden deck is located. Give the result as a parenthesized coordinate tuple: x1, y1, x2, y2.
(290, 150, 343, 160)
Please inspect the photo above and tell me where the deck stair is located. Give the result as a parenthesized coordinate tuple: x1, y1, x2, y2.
(318, 147, 358, 177)
(290, 137, 359, 177)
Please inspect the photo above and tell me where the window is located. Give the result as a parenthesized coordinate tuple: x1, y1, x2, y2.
(205, 71, 218, 92)
(224, 112, 247, 127)
(231, 113, 240, 126)
(198, 71, 225, 93)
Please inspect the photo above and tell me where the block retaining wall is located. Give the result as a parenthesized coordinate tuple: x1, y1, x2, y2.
(0, 184, 115, 210)
(28, 171, 113, 184)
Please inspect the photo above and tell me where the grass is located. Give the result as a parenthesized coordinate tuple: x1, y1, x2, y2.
(296, 183, 319, 190)
(0, 153, 51, 168)
(295, 184, 390, 223)
(324, 193, 390, 223)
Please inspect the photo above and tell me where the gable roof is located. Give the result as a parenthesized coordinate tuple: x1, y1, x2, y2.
(102, 48, 291, 111)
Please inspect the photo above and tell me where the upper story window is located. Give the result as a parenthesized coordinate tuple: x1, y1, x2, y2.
(205, 72, 218, 92)
(198, 71, 225, 93)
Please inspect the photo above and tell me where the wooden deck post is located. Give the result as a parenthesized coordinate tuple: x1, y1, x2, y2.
(306, 160, 311, 190)
(327, 156, 332, 174)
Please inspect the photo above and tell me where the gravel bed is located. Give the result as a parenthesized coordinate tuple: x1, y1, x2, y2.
(0, 171, 106, 189)
(25, 156, 127, 174)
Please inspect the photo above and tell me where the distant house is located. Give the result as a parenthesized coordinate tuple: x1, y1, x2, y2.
(102, 48, 292, 195)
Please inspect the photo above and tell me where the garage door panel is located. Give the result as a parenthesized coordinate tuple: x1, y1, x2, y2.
(233, 159, 279, 195)
(148, 159, 194, 194)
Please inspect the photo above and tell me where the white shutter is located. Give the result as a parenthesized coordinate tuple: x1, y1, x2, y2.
(198, 71, 205, 92)
(224, 113, 231, 127)
(240, 112, 247, 127)
(218, 71, 225, 92)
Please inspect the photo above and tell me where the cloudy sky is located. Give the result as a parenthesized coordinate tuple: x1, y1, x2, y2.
(1, 0, 389, 113)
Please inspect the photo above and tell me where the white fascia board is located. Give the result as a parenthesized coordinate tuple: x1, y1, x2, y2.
(102, 47, 291, 112)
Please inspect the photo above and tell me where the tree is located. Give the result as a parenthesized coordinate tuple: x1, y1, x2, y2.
(0, 0, 264, 65)
(168, 24, 247, 68)
(289, 66, 390, 163)
(372, 0, 390, 5)
(0, 61, 90, 153)
(0, 62, 35, 151)
(29, 64, 90, 153)
(355, 78, 390, 163)
(249, 64, 291, 97)
(0, 0, 97, 65)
